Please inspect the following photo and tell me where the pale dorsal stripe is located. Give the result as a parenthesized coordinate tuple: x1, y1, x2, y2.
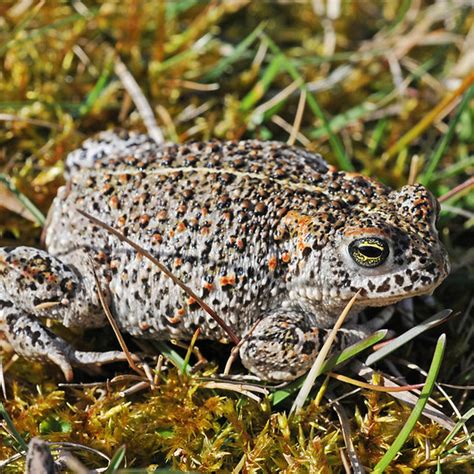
(82, 165, 329, 194)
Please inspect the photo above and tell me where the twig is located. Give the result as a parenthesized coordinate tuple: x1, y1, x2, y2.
(77, 209, 240, 345)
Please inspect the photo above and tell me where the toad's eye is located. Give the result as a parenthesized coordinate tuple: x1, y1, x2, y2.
(348, 237, 389, 268)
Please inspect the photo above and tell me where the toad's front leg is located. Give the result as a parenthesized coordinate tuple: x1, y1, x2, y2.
(239, 308, 367, 381)
(0, 246, 128, 380)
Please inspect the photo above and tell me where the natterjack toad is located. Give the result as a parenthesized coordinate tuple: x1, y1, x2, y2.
(0, 131, 450, 381)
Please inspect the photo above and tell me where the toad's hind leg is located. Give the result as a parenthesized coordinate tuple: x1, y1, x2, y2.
(239, 308, 366, 381)
(0, 246, 128, 380)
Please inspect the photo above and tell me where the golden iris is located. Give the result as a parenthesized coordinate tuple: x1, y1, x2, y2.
(349, 237, 389, 268)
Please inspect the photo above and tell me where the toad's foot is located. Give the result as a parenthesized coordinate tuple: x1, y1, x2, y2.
(239, 308, 367, 381)
(0, 307, 129, 381)
(0, 246, 127, 379)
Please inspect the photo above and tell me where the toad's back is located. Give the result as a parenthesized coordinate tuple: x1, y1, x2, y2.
(46, 135, 354, 339)
(45, 132, 447, 342)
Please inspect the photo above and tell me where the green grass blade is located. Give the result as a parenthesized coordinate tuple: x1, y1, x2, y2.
(388, 0, 412, 30)
(271, 330, 387, 405)
(154, 48, 200, 73)
(369, 118, 388, 155)
(0, 174, 46, 226)
(79, 62, 113, 116)
(0, 402, 28, 452)
(431, 155, 474, 181)
(166, 0, 205, 19)
(203, 22, 266, 81)
(373, 334, 446, 473)
(0, 9, 98, 56)
(240, 54, 284, 112)
(261, 33, 353, 170)
(437, 407, 474, 455)
(154, 341, 190, 375)
(105, 444, 126, 473)
(420, 84, 474, 186)
(365, 309, 452, 366)
(308, 93, 384, 140)
(323, 330, 388, 374)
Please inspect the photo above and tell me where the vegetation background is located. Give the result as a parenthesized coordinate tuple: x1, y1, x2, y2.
(0, 0, 473, 472)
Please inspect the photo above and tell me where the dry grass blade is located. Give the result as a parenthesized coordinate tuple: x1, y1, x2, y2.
(408, 154, 420, 185)
(328, 372, 424, 392)
(365, 309, 452, 366)
(356, 363, 455, 430)
(182, 328, 200, 375)
(200, 381, 268, 403)
(0, 175, 45, 225)
(114, 55, 164, 144)
(383, 70, 474, 161)
(61, 451, 90, 474)
(89, 257, 145, 377)
(287, 88, 306, 146)
(0, 452, 22, 470)
(251, 78, 302, 119)
(271, 115, 310, 146)
(290, 290, 360, 414)
(0, 113, 61, 130)
(77, 209, 240, 345)
(119, 381, 151, 397)
(438, 176, 474, 203)
(271, 330, 387, 406)
(331, 398, 365, 474)
(168, 79, 219, 91)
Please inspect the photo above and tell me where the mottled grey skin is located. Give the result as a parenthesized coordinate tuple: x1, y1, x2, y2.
(25, 438, 57, 474)
(0, 131, 450, 381)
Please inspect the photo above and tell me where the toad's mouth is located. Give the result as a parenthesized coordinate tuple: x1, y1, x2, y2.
(338, 257, 450, 308)
(339, 279, 446, 308)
